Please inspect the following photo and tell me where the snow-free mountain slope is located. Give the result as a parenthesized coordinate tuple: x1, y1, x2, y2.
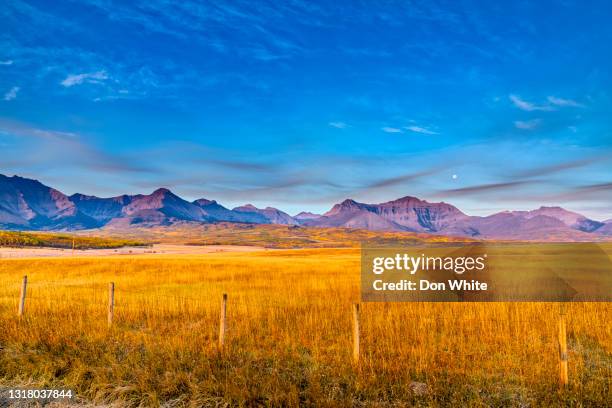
(0, 173, 608, 241)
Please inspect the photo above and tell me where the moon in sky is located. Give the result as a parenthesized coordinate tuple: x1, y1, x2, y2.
(452, 174, 458, 179)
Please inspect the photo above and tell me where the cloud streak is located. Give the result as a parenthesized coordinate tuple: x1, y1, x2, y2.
(510, 94, 584, 112)
(434, 180, 538, 197)
(405, 125, 438, 135)
(509, 94, 554, 112)
(3, 87, 19, 101)
(502, 182, 612, 205)
(0, 118, 153, 174)
(61, 70, 109, 87)
(382, 126, 402, 133)
(365, 166, 447, 189)
(515, 156, 610, 178)
(547, 96, 583, 108)
(514, 119, 540, 130)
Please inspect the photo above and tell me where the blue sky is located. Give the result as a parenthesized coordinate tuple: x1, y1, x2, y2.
(1, 1, 611, 219)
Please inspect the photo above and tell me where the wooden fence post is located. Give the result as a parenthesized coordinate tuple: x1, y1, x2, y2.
(558, 307, 568, 388)
(219, 293, 227, 349)
(108, 282, 115, 327)
(353, 303, 360, 364)
(17, 275, 27, 317)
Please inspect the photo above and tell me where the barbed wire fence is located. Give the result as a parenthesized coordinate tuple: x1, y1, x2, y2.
(7, 275, 604, 390)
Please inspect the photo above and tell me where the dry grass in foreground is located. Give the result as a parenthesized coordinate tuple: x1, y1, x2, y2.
(0, 248, 610, 407)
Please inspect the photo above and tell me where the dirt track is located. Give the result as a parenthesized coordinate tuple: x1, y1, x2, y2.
(0, 244, 267, 259)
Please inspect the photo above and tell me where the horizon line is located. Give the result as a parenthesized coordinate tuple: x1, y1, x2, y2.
(2, 172, 608, 222)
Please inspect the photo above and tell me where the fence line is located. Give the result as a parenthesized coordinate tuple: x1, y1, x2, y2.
(108, 282, 115, 327)
(10, 282, 596, 321)
(9, 276, 577, 389)
(558, 308, 568, 387)
(353, 303, 360, 364)
(219, 293, 227, 349)
(17, 275, 27, 317)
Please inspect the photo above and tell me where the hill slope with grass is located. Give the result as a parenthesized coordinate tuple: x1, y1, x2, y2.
(0, 231, 146, 249)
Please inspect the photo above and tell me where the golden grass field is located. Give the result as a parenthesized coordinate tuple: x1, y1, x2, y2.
(90, 222, 475, 248)
(0, 230, 146, 250)
(0, 246, 610, 407)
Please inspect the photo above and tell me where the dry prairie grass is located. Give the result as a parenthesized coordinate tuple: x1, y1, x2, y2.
(90, 222, 475, 248)
(0, 248, 610, 407)
(0, 231, 145, 249)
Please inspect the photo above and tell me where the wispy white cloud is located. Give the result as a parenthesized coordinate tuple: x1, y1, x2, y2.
(405, 125, 438, 135)
(0, 60, 14, 65)
(514, 119, 541, 130)
(3, 86, 19, 101)
(382, 126, 402, 133)
(329, 121, 348, 129)
(61, 70, 108, 87)
(72, 1, 308, 62)
(0, 118, 153, 174)
(509, 94, 554, 111)
(547, 96, 583, 108)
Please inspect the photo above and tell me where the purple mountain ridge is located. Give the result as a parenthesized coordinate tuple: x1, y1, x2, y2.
(192, 198, 245, 222)
(596, 219, 612, 236)
(0, 174, 609, 241)
(121, 188, 209, 224)
(232, 204, 297, 225)
(306, 196, 469, 233)
(293, 211, 321, 220)
(70, 193, 133, 225)
(0, 174, 98, 229)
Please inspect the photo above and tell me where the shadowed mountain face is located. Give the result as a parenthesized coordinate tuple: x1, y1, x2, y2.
(596, 220, 612, 236)
(70, 193, 132, 223)
(0, 174, 609, 240)
(194, 198, 288, 224)
(507, 207, 604, 232)
(192, 199, 244, 222)
(293, 212, 321, 221)
(232, 204, 297, 225)
(0, 175, 98, 230)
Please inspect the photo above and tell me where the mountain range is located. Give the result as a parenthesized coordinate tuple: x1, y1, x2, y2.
(1, 174, 610, 241)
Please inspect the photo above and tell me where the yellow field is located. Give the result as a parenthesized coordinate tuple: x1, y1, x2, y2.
(0, 248, 610, 407)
